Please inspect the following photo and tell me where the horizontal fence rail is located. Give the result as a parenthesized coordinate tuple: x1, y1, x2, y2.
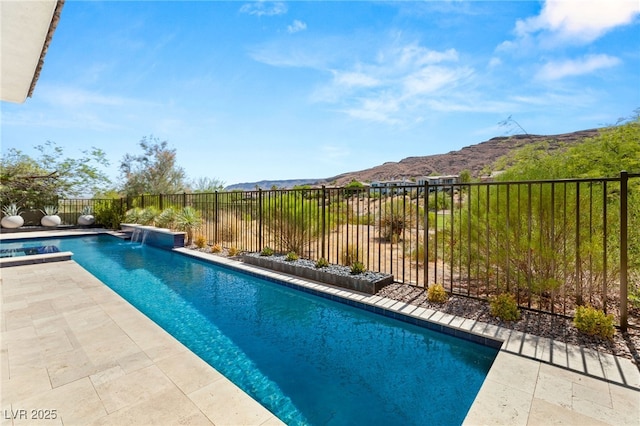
(39, 172, 638, 330)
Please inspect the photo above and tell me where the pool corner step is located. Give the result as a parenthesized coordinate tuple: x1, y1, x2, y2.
(0, 251, 73, 268)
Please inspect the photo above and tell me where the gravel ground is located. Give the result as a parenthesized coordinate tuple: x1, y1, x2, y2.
(377, 283, 640, 368)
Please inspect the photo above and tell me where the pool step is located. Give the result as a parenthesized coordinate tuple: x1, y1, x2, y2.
(0, 251, 73, 268)
(111, 231, 131, 240)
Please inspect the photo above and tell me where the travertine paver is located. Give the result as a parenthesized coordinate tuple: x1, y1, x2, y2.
(0, 259, 284, 426)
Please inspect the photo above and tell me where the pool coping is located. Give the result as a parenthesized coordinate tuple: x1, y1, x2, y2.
(2, 230, 639, 425)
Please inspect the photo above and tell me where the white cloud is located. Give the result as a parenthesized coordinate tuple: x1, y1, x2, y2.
(313, 41, 471, 124)
(536, 54, 621, 80)
(239, 1, 287, 17)
(513, 0, 640, 45)
(397, 46, 458, 68)
(488, 57, 502, 68)
(253, 33, 478, 125)
(403, 65, 472, 96)
(287, 20, 307, 34)
(332, 71, 380, 88)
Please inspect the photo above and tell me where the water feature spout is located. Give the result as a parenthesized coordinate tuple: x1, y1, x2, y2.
(131, 228, 142, 243)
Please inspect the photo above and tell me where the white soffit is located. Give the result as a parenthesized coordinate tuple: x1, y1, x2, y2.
(1, 0, 59, 103)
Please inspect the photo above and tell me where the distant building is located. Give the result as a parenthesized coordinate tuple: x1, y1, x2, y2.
(370, 179, 410, 195)
(416, 175, 459, 186)
(369, 175, 459, 195)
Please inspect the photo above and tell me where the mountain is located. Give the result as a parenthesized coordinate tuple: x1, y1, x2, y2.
(225, 128, 601, 191)
(225, 178, 322, 191)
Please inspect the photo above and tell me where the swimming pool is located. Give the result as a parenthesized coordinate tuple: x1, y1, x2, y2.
(1, 235, 497, 425)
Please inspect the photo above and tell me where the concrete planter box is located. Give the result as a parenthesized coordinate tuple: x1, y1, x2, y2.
(242, 254, 394, 295)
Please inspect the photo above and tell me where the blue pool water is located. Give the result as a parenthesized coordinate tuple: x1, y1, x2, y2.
(2, 235, 497, 425)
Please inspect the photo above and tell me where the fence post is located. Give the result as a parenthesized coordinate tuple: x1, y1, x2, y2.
(321, 186, 326, 259)
(423, 180, 429, 285)
(620, 171, 628, 332)
(214, 191, 219, 244)
(258, 189, 263, 250)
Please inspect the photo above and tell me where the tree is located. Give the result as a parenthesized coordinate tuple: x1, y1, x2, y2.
(458, 169, 472, 184)
(120, 136, 186, 196)
(452, 117, 640, 309)
(189, 177, 226, 193)
(1, 141, 111, 206)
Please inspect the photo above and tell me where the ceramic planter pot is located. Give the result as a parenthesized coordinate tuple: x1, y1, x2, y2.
(1, 215, 24, 229)
(41, 214, 62, 227)
(78, 214, 95, 225)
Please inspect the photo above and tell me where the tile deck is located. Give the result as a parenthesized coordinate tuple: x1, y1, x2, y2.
(1, 229, 638, 425)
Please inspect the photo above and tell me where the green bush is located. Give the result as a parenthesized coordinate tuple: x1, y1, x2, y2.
(260, 246, 275, 256)
(427, 283, 448, 303)
(285, 251, 299, 261)
(315, 257, 329, 268)
(489, 293, 521, 321)
(350, 261, 366, 275)
(93, 199, 124, 229)
(573, 305, 615, 339)
(156, 207, 177, 229)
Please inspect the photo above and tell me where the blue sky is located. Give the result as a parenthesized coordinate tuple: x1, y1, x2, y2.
(2, 1, 639, 188)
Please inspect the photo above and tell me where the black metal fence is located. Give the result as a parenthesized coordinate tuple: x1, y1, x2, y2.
(56, 172, 638, 329)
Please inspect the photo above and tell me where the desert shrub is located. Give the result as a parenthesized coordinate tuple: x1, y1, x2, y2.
(427, 191, 452, 211)
(261, 191, 322, 254)
(573, 305, 615, 339)
(341, 244, 362, 266)
(378, 197, 420, 242)
(138, 207, 160, 225)
(124, 206, 160, 225)
(489, 293, 521, 321)
(427, 283, 448, 303)
(260, 246, 275, 256)
(227, 246, 239, 257)
(357, 213, 374, 225)
(175, 206, 202, 246)
(216, 211, 238, 242)
(156, 207, 177, 229)
(285, 251, 299, 261)
(124, 207, 144, 224)
(407, 240, 424, 264)
(211, 244, 222, 253)
(350, 261, 366, 275)
(315, 257, 329, 268)
(194, 235, 207, 249)
(93, 199, 124, 229)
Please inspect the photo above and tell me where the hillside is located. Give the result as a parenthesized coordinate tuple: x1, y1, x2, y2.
(226, 128, 601, 190)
